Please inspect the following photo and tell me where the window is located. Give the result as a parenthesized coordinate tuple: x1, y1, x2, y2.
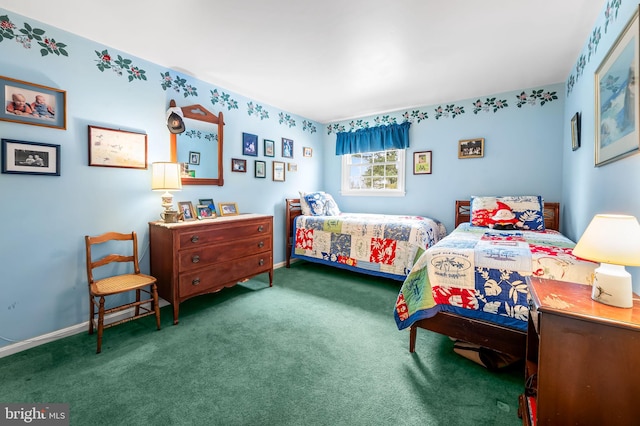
(341, 149, 405, 196)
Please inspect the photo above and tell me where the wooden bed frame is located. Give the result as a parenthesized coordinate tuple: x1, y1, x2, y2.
(284, 197, 560, 358)
(409, 200, 560, 358)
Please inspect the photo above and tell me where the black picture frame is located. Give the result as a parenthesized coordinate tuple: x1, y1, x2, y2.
(255, 160, 266, 178)
(189, 151, 201, 165)
(1, 138, 60, 176)
(571, 112, 581, 151)
(264, 139, 275, 157)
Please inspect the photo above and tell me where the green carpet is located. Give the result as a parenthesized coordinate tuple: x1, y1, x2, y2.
(0, 262, 523, 425)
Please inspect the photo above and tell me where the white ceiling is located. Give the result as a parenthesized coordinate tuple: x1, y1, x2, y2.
(1, 0, 604, 123)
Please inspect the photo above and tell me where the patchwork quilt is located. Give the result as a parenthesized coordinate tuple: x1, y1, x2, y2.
(394, 223, 598, 331)
(292, 213, 447, 280)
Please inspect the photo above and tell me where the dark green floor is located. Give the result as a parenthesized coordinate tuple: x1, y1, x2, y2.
(0, 262, 523, 425)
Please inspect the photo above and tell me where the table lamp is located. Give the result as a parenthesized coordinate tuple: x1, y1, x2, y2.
(151, 162, 182, 219)
(572, 214, 640, 308)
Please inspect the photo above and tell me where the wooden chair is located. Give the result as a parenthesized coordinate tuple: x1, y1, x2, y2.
(85, 231, 161, 353)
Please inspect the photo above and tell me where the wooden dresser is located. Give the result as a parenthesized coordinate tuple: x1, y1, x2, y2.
(149, 214, 273, 324)
(519, 277, 640, 425)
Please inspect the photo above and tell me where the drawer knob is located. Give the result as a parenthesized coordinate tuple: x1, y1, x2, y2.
(191, 235, 199, 243)
(258, 241, 264, 248)
(192, 255, 200, 263)
(192, 278, 200, 286)
(258, 259, 264, 266)
(258, 225, 264, 232)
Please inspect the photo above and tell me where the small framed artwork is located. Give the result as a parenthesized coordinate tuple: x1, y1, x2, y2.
(255, 160, 266, 178)
(189, 151, 200, 165)
(288, 163, 298, 172)
(178, 201, 197, 221)
(1, 138, 60, 176)
(219, 202, 239, 216)
(571, 112, 581, 151)
(198, 198, 217, 216)
(231, 158, 247, 172)
(88, 125, 147, 169)
(282, 138, 293, 158)
(0, 75, 66, 130)
(196, 204, 215, 219)
(273, 161, 285, 182)
(413, 151, 432, 175)
(458, 138, 484, 159)
(303, 147, 313, 157)
(242, 132, 258, 156)
(264, 139, 275, 157)
(594, 8, 639, 166)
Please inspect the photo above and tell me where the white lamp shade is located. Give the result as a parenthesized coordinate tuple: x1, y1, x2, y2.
(573, 214, 640, 266)
(151, 162, 182, 191)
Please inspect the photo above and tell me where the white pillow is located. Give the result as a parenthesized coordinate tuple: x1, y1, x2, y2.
(303, 192, 341, 216)
(299, 191, 312, 215)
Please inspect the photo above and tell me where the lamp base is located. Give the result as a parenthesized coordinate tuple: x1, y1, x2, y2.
(591, 263, 633, 308)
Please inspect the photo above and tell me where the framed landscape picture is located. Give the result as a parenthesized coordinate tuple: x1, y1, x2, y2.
(594, 7, 640, 166)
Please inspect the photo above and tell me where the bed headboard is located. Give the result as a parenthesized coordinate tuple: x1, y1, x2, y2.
(285, 198, 302, 267)
(454, 200, 560, 231)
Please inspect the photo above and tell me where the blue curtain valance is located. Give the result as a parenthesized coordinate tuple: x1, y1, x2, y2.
(335, 122, 411, 155)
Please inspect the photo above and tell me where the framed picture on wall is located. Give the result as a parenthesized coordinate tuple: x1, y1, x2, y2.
(413, 151, 432, 175)
(264, 139, 275, 157)
(242, 132, 258, 156)
(594, 7, 640, 166)
(1, 138, 60, 176)
(255, 160, 266, 178)
(189, 151, 200, 165)
(571, 112, 581, 151)
(231, 158, 247, 172)
(458, 138, 484, 159)
(0, 75, 66, 130)
(273, 161, 285, 181)
(88, 125, 148, 169)
(303, 147, 313, 157)
(282, 138, 293, 158)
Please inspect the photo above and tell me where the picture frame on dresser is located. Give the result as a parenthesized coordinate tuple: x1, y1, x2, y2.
(594, 7, 640, 166)
(219, 202, 239, 216)
(196, 204, 215, 219)
(178, 201, 196, 221)
(0, 75, 66, 130)
(198, 198, 217, 216)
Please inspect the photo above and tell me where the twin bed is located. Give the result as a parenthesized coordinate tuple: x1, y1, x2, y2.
(285, 196, 597, 359)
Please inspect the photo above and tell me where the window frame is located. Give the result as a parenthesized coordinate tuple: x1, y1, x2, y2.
(340, 149, 406, 197)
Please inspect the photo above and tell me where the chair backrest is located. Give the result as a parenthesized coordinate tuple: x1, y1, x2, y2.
(85, 231, 140, 285)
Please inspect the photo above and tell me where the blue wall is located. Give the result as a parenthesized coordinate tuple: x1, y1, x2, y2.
(0, 8, 323, 349)
(562, 0, 640, 291)
(321, 84, 565, 234)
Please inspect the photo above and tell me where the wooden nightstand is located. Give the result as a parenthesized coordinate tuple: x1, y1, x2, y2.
(519, 277, 640, 425)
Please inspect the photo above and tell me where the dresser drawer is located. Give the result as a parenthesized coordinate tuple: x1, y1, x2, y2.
(178, 235, 272, 272)
(178, 219, 271, 249)
(179, 251, 273, 298)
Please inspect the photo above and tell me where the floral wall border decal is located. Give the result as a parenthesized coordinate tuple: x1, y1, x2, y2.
(95, 49, 147, 82)
(0, 14, 69, 57)
(160, 71, 198, 97)
(326, 88, 559, 135)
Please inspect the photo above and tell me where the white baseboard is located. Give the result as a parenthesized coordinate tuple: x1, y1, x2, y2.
(0, 300, 169, 359)
(0, 263, 286, 358)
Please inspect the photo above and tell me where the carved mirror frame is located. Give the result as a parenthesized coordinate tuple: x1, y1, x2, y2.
(169, 99, 224, 186)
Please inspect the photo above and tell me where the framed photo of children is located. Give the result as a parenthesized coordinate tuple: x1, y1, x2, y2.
(413, 151, 432, 175)
(1, 75, 66, 130)
(88, 125, 148, 169)
(458, 138, 484, 159)
(1, 138, 60, 176)
(242, 132, 258, 156)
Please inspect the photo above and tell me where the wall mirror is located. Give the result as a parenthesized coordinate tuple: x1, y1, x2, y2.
(169, 99, 224, 186)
